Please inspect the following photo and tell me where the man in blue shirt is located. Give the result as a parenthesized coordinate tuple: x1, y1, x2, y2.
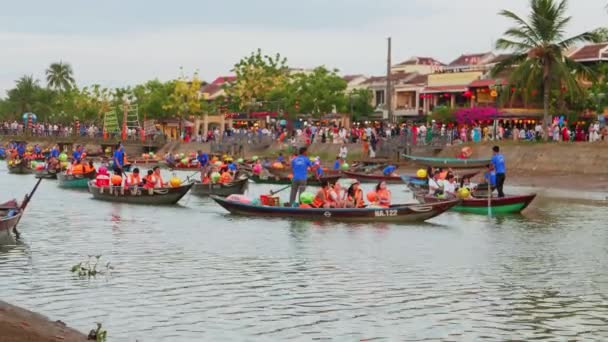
(50, 144, 60, 159)
(290, 147, 312, 206)
(333, 157, 341, 171)
(383, 165, 396, 176)
(277, 153, 285, 164)
(196, 150, 208, 169)
(491, 145, 506, 197)
(16, 143, 25, 157)
(112, 144, 125, 173)
(72, 145, 82, 162)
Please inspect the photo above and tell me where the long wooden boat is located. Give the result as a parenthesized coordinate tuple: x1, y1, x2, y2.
(88, 181, 193, 205)
(6, 160, 33, 174)
(57, 171, 96, 189)
(211, 195, 460, 222)
(191, 177, 249, 197)
(34, 168, 59, 179)
(415, 193, 536, 215)
(403, 155, 491, 169)
(249, 175, 341, 186)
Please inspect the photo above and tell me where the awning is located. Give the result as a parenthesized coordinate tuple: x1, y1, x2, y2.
(250, 111, 279, 118)
(422, 85, 468, 94)
(468, 79, 507, 88)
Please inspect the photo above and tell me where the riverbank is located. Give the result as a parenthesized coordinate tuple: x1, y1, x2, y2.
(0, 301, 87, 342)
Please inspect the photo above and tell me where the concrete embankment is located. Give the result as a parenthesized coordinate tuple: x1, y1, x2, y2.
(0, 301, 88, 342)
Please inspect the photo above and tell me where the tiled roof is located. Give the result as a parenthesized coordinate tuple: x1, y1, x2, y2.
(362, 73, 414, 84)
(343, 74, 365, 82)
(569, 43, 608, 61)
(448, 53, 492, 67)
(406, 74, 428, 85)
(486, 54, 514, 64)
(422, 85, 469, 93)
(200, 83, 222, 95)
(210, 76, 236, 85)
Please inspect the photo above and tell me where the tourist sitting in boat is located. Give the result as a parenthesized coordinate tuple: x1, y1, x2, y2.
(428, 171, 443, 196)
(49, 144, 60, 159)
(276, 153, 285, 164)
(84, 161, 96, 174)
(47, 157, 60, 171)
(442, 174, 457, 196)
(346, 180, 365, 208)
(95, 166, 110, 187)
(311, 180, 333, 209)
(143, 170, 156, 189)
(329, 182, 346, 208)
(70, 160, 85, 175)
(152, 166, 165, 188)
(262, 157, 272, 169)
(127, 168, 143, 187)
(252, 160, 263, 175)
(376, 181, 391, 207)
(437, 168, 449, 180)
(219, 169, 233, 184)
(382, 165, 397, 176)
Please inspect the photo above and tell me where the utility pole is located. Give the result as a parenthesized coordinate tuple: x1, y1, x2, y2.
(386, 37, 393, 123)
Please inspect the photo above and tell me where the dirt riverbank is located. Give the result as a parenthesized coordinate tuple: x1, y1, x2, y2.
(0, 301, 87, 342)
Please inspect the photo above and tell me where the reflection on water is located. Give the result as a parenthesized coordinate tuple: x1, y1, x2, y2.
(0, 170, 608, 341)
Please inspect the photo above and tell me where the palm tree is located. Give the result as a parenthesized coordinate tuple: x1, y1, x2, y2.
(45, 61, 75, 92)
(492, 0, 596, 140)
(7, 75, 39, 113)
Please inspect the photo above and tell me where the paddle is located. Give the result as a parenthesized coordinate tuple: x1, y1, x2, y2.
(487, 173, 492, 218)
(14, 177, 43, 237)
(268, 184, 291, 196)
(185, 170, 200, 182)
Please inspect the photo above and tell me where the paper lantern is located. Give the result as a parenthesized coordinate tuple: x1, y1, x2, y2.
(341, 163, 350, 170)
(416, 169, 427, 179)
(169, 176, 182, 187)
(300, 192, 314, 204)
(211, 172, 221, 183)
(111, 175, 122, 186)
(366, 191, 377, 202)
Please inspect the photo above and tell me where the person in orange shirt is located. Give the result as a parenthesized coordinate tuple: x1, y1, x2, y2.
(127, 168, 143, 187)
(375, 181, 391, 208)
(72, 160, 84, 175)
(219, 170, 233, 184)
(152, 166, 165, 188)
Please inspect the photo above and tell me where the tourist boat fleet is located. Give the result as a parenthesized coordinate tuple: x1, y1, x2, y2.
(1, 153, 537, 239)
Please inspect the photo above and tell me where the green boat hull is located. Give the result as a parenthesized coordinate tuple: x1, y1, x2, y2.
(451, 202, 527, 214)
(58, 178, 91, 189)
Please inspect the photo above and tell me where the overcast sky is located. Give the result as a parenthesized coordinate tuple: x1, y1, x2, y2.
(1, 0, 605, 96)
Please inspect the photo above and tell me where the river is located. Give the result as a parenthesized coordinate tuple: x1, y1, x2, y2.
(1, 165, 607, 341)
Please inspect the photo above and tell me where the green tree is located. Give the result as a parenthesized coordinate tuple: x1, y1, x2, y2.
(492, 0, 596, 140)
(348, 88, 374, 120)
(133, 79, 175, 119)
(283, 67, 347, 118)
(45, 61, 75, 92)
(225, 49, 289, 111)
(7, 75, 40, 114)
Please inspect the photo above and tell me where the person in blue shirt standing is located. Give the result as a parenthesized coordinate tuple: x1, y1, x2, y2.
(333, 156, 342, 171)
(290, 147, 312, 206)
(196, 150, 208, 170)
(50, 144, 60, 159)
(491, 145, 506, 197)
(112, 144, 125, 174)
(16, 143, 25, 157)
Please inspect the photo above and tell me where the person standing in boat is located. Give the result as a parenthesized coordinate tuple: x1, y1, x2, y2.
(112, 144, 125, 174)
(290, 147, 312, 206)
(491, 146, 506, 197)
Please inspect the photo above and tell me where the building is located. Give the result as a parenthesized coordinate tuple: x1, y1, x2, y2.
(343, 75, 369, 92)
(568, 43, 608, 65)
(392, 57, 445, 75)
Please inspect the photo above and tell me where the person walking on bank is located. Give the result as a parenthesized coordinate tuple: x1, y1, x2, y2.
(491, 146, 506, 198)
(290, 147, 312, 206)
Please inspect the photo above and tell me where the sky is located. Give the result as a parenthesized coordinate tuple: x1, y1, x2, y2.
(1, 0, 606, 96)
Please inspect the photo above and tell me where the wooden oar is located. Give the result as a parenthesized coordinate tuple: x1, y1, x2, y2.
(487, 177, 492, 218)
(269, 184, 291, 196)
(13, 177, 43, 237)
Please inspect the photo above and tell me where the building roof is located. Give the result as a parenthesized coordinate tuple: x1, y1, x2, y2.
(422, 85, 469, 93)
(343, 74, 366, 82)
(210, 76, 236, 85)
(406, 74, 428, 85)
(395, 56, 445, 66)
(468, 78, 508, 88)
(486, 54, 514, 64)
(448, 53, 493, 67)
(569, 43, 608, 62)
(362, 73, 415, 85)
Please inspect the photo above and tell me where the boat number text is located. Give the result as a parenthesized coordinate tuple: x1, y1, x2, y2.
(375, 209, 397, 217)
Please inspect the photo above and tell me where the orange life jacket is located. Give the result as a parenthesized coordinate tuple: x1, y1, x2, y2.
(202, 176, 210, 184)
(312, 188, 330, 208)
(84, 165, 95, 174)
(143, 175, 156, 189)
(128, 174, 142, 186)
(72, 164, 84, 175)
(348, 189, 365, 208)
(219, 172, 232, 184)
(377, 189, 391, 207)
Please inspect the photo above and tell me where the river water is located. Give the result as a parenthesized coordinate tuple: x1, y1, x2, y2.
(1, 165, 607, 341)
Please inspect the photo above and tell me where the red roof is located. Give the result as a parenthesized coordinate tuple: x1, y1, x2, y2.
(343, 75, 364, 82)
(211, 76, 236, 85)
(422, 85, 468, 93)
(201, 83, 222, 94)
(569, 43, 608, 61)
(468, 79, 507, 88)
(448, 53, 492, 67)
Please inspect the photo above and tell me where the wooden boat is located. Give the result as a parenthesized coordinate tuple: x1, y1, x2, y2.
(249, 175, 341, 186)
(1, 178, 42, 240)
(164, 161, 200, 170)
(415, 193, 536, 215)
(34, 168, 59, 179)
(6, 160, 33, 174)
(211, 195, 460, 223)
(88, 181, 193, 205)
(191, 177, 249, 197)
(57, 171, 96, 189)
(403, 155, 492, 169)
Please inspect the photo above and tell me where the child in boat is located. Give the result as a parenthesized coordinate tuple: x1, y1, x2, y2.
(143, 170, 156, 189)
(311, 180, 332, 209)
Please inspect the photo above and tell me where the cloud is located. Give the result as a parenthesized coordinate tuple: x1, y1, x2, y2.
(1, 0, 606, 96)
